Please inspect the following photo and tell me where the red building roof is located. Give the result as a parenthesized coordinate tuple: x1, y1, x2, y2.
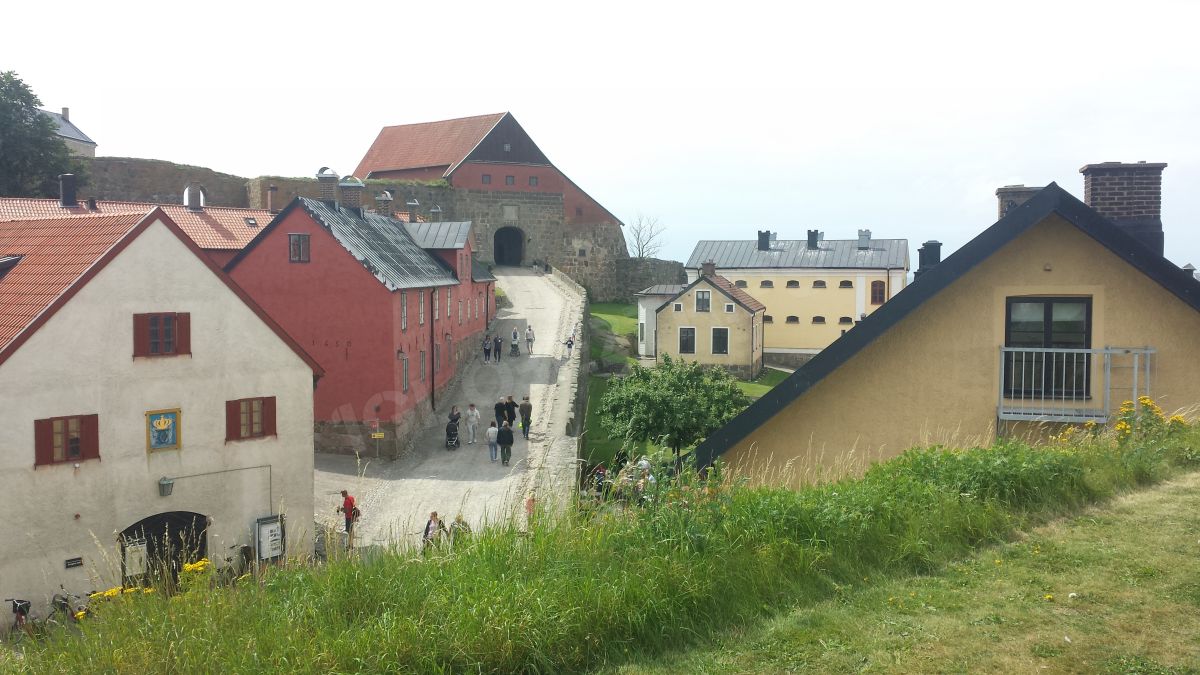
(354, 113, 506, 178)
(0, 198, 272, 252)
(710, 275, 767, 313)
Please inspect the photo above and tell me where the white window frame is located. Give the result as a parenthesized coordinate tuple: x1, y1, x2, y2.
(711, 327, 729, 355)
(419, 293, 426, 325)
(695, 290, 711, 313)
(679, 326, 697, 355)
(401, 291, 408, 331)
(724, 303, 735, 313)
(638, 322, 645, 343)
(401, 354, 409, 392)
(673, 303, 682, 312)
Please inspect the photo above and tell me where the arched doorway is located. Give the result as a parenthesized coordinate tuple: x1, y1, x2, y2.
(494, 226, 525, 266)
(119, 511, 208, 586)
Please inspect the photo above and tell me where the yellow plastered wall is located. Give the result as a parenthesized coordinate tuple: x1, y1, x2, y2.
(725, 214, 1200, 485)
(657, 279, 763, 377)
(722, 271, 898, 350)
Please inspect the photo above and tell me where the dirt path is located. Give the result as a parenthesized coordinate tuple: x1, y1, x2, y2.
(313, 267, 585, 551)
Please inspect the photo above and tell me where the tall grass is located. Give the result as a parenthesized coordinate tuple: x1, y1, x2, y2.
(20, 422, 1200, 673)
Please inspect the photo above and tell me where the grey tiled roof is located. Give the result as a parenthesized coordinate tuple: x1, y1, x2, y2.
(686, 238, 909, 270)
(40, 110, 96, 145)
(472, 258, 496, 282)
(404, 221, 471, 249)
(636, 284, 685, 296)
(300, 198, 458, 290)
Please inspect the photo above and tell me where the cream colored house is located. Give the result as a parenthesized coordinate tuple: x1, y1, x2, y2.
(686, 230, 908, 367)
(635, 284, 683, 358)
(693, 163, 1200, 486)
(655, 264, 766, 379)
(0, 208, 321, 611)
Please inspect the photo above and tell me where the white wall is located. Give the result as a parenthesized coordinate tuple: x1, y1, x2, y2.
(0, 218, 314, 608)
(636, 295, 669, 357)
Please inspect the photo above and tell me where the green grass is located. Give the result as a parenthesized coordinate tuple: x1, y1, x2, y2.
(736, 367, 790, 399)
(589, 302, 637, 337)
(582, 374, 652, 466)
(588, 302, 639, 368)
(20, 422, 1200, 673)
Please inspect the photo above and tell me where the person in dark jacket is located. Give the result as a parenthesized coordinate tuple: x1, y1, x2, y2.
(518, 395, 533, 439)
(482, 335, 491, 363)
(494, 397, 506, 426)
(497, 422, 515, 466)
(504, 395, 519, 428)
(492, 335, 503, 362)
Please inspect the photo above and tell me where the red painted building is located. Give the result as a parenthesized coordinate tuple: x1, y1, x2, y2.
(226, 177, 494, 453)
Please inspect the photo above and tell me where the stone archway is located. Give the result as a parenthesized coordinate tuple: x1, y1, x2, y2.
(494, 226, 525, 266)
(119, 511, 208, 585)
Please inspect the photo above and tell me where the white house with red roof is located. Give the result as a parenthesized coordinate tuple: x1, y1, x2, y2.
(0, 207, 321, 612)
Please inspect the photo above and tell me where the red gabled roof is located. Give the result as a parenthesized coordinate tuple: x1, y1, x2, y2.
(355, 113, 506, 178)
(710, 275, 767, 313)
(0, 209, 323, 376)
(0, 198, 272, 251)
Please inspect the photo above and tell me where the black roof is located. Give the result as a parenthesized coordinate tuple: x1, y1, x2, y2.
(692, 183, 1200, 468)
(227, 197, 458, 290)
(471, 258, 496, 282)
(40, 110, 95, 145)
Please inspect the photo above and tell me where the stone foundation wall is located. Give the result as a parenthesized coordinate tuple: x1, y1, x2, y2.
(612, 257, 687, 301)
(764, 352, 817, 369)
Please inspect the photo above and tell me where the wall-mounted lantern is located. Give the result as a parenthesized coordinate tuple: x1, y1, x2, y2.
(158, 476, 175, 497)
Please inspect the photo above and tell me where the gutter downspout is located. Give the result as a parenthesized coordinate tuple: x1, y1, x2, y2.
(430, 288, 436, 411)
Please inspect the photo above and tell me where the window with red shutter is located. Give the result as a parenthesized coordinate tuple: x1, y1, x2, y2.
(225, 400, 241, 441)
(33, 414, 100, 467)
(133, 312, 188, 357)
(225, 397, 277, 442)
(175, 313, 191, 354)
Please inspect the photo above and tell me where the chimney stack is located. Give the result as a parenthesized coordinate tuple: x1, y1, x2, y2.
(757, 230, 771, 251)
(1080, 161, 1167, 255)
(806, 229, 821, 250)
(183, 182, 205, 211)
(316, 167, 339, 205)
(375, 190, 394, 217)
(915, 240, 942, 279)
(701, 260, 716, 278)
(857, 229, 871, 250)
(267, 184, 278, 213)
(339, 176, 365, 212)
(995, 185, 1043, 219)
(61, 107, 69, 122)
(58, 174, 77, 207)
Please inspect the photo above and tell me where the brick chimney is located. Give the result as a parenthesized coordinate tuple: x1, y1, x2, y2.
(183, 182, 205, 211)
(267, 184, 278, 213)
(339, 176, 364, 212)
(316, 167, 338, 205)
(1080, 161, 1167, 255)
(914, 240, 942, 279)
(701, 260, 716, 278)
(857, 229, 871, 250)
(375, 190, 394, 217)
(995, 185, 1043, 219)
(61, 107, 69, 122)
(58, 174, 77, 207)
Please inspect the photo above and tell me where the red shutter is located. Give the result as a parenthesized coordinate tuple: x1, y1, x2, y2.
(80, 414, 100, 461)
(175, 312, 191, 355)
(263, 397, 277, 437)
(132, 314, 150, 357)
(33, 418, 53, 467)
(225, 400, 241, 442)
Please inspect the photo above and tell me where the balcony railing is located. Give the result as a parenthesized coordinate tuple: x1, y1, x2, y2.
(998, 346, 1155, 423)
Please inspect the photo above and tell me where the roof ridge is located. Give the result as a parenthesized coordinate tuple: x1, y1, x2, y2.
(380, 112, 507, 130)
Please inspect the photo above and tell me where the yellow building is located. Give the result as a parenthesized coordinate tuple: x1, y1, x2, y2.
(693, 164, 1200, 485)
(655, 264, 766, 379)
(685, 230, 908, 367)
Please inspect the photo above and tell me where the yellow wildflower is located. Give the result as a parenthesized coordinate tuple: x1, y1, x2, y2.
(142, 588, 156, 594)
(1044, 594, 1054, 601)
(102, 587, 121, 599)
(74, 610, 87, 621)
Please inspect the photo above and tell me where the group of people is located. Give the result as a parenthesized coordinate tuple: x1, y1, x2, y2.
(586, 456, 659, 506)
(482, 326, 535, 362)
(422, 510, 470, 552)
(444, 395, 533, 466)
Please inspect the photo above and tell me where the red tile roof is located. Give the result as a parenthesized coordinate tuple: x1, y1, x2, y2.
(0, 198, 272, 251)
(709, 275, 767, 313)
(0, 213, 143, 351)
(354, 113, 506, 178)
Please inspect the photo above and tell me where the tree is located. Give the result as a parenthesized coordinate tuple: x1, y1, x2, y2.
(597, 354, 750, 455)
(626, 213, 665, 259)
(0, 71, 76, 197)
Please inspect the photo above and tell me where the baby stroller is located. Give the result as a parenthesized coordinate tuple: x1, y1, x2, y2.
(445, 420, 460, 449)
(509, 339, 520, 358)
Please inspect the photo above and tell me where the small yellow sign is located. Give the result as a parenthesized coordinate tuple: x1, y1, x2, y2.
(370, 432, 385, 439)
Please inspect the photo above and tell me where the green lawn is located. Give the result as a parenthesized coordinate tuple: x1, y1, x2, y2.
(581, 374, 651, 466)
(589, 302, 638, 337)
(737, 367, 790, 399)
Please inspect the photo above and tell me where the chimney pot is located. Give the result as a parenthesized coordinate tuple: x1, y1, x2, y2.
(995, 185, 1044, 219)
(375, 190, 394, 218)
(857, 229, 871, 250)
(61, 107, 69, 122)
(757, 230, 771, 251)
(1080, 161, 1167, 255)
(338, 175, 365, 212)
(86, 197, 97, 210)
(183, 182, 205, 211)
(701, 260, 716, 278)
(806, 229, 819, 250)
(58, 174, 77, 208)
(915, 240, 942, 279)
(316, 167, 339, 205)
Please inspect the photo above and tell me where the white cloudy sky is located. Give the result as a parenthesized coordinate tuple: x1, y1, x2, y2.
(5, 0, 1198, 266)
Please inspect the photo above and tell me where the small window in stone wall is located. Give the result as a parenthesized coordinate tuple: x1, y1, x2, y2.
(760, 280, 774, 288)
(813, 280, 826, 288)
(674, 303, 682, 311)
(578, 249, 587, 257)
(764, 315, 774, 323)
(812, 316, 826, 324)
(839, 316, 853, 325)
(786, 280, 800, 288)
(839, 280, 853, 288)
(734, 280, 747, 288)
(786, 316, 799, 324)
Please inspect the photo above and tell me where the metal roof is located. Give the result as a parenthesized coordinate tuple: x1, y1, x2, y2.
(636, 284, 685, 296)
(40, 110, 96, 145)
(299, 198, 459, 291)
(404, 221, 471, 249)
(686, 238, 909, 270)
(471, 258, 496, 282)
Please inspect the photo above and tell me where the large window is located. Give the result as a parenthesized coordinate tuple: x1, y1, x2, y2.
(419, 293, 425, 325)
(695, 290, 711, 312)
(712, 328, 729, 355)
(225, 397, 276, 442)
(134, 313, 190, 357)
(288, 234, 310, 263)
(34, 414, 99, 466)
(638, 322, 645, 343)
(871, 280, 886, 305)
(1004, 297, 1092, 396)
(401, 291, 408, 331)
(434, 289, 439, 321)
(679, 327, 696, 354)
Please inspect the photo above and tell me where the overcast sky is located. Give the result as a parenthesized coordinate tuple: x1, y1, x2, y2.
(5, 0, 1198, 267)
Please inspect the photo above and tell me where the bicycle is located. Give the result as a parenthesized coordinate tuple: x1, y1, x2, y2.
(216, 544, 254, 587)
(5, 598, 31, 643)
(47, 586, 89, 630)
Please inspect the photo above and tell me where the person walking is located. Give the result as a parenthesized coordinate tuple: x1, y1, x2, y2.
(525, 326, 535, 354)
(422, 511, 447, 552)
(494, 397, 506, 427)
(485, 421, 499, 461)
(482, 335, 491, 363)
(519, 395, 533, 440)
(336, 489, 357, 551)
(493, 335, 503, 363)
(565, 334, 575, 359)
(497, 421, 515, 466)
(510, 327, 520, 357)
(504, 395, 519, 429)
(449, 514, 472, 548)
(464, 403, 481, 444)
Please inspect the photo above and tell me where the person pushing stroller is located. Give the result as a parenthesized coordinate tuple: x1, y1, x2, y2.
(510, 327, 520, 357)
(445, 406, 461, 449)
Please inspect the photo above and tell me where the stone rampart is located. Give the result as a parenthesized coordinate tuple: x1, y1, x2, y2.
(80, 157, 250, 206)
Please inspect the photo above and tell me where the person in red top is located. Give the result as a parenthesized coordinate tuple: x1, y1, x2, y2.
(337, 489, 357, 550)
